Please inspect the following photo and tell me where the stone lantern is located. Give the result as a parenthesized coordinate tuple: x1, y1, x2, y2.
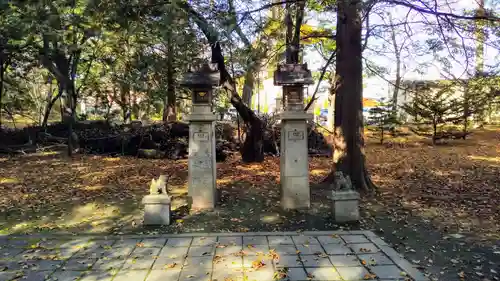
(180, 63, 220, 210)
(274, 63, 314, 209)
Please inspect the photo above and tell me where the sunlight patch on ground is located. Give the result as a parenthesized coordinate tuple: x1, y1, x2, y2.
(103, 157, 121, 162)
(310, 168, 328, 176)
(80, 185, 106, 191)
(38, 151, 59, 156)
(0, 177, 20, 184)
(468, 155, 500, 163)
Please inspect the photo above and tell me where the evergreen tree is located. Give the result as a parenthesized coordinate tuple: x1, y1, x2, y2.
(402, 83, 462, 143)
(367, 98, 399, 144)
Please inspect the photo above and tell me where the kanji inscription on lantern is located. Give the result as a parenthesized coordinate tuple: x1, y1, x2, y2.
(288, 130, 304, 140)
(193, 132, 209, 141)
(194, 91, 210, 103)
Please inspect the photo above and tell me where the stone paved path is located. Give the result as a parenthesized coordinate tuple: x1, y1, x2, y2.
(0, 231, 428, 281)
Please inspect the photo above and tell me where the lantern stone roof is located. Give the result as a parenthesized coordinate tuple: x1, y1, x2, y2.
(274, 64, 314, 86)
(181, 63, 220, 88)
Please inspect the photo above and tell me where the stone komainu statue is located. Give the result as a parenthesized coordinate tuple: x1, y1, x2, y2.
(333, 171, 353, 191)
(149, 175, 168, 195)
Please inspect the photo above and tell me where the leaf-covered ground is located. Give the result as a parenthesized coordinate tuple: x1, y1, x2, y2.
(1, 127, 499, 280)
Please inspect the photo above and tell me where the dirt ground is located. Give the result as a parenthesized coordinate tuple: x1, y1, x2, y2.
(1, 126, 499, 280)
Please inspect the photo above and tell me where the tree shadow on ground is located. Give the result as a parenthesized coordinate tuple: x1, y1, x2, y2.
(1, 152, 357, 236)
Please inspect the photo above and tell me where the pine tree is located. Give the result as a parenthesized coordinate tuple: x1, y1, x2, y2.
(402, 84, 462, 143)
(367, 99, 399, 144)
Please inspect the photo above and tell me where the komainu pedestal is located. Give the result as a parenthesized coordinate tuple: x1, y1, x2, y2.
(331, 171, 360, 222)
(142, 175, 171, 225)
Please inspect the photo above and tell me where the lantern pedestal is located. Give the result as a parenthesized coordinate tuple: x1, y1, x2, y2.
(187, 107, 217, 210)
(280, 111, 313, 209)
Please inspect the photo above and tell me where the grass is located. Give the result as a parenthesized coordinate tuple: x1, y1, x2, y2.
(0, 127, 499, 242)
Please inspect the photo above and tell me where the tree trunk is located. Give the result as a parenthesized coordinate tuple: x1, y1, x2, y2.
(182, 3, 265, 162)
(0, 62, 4, 129)
(164, 16, 177, 122)
(120, 84, 131, 123)
(328, 0, 375, 192)
(242, 70, 255, 107)
(165, 51, 176, 122)
(389, 13, 401, 116)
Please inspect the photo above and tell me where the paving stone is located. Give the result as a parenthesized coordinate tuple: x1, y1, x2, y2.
(79, 270, 116, 281)
(187, 246, 215, 257)
(0, 271, 18, 281)
(158, 246, 188, 258)
(59, 239, 91, 250)
(152, 257, 184, 270)
(243, 236, 268, 245)
(268, 236, 294, 245)
(211, 269, 243, 281)
(301, 255, 332, 267)
(49, 270, 84, 281)
(296, 244, 324, 255)
(21, 249, 62, 261)
(100, 247, 134, 259)
(328, 255, 362, 267)
(317, 236, 343, 245)
(87, 240, 115, 249)
(182, 256, 213, 269)
(147, 269, 181, 281)
(335, 266, 370, 280)
(370, 265, 407, 279)
(113, 239, 140, 248)
(129, 247, 161, 258)
(341, 235, 370, 244)
(55, 248, 79, 259)
(212, 255, 242, 270)
(0, 260, 22, 271)
(280, 268, 308, 281)
(61, 258, 96, 270)
(178, 267, 211, 281)
(245, 244, 269, 255)
(122, 256, 156, 270)
(216, 236, 242, 246)
(24, 260, 63, 271)
(18, 270, 52, 281)
(0, 247, 25, 259)
(165, 238, 192, 247)
(113, 269, 149, 281)
(139, 238, 167, 248)
(243, 267, 275, 281)
(292, 236, 320, 245)
(305, 267, 342, 280)
(269, 245, 297, 256)
(191, 237, 217, 247)
(322, 244, 354, 255)
(38, 239, 65, 249)
(358, 253, 394, 266)
(243, 255, 272, 268)
(72, 246, 103, 259)
(273, 255, 303, 268)
(6, 239, 32, 248)
(92, 258, 126, 271)
(215, 245, 242, 256)
(349, 243, 380, 254)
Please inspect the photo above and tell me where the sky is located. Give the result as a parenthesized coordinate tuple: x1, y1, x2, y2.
(237, 0, 500, 109)
(303, 0, 500, 100)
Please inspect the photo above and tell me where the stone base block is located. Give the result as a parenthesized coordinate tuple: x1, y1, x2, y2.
(331, 190, 360, 222)
(281, 176, 310, 209)
(142, 195, 171, 225)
